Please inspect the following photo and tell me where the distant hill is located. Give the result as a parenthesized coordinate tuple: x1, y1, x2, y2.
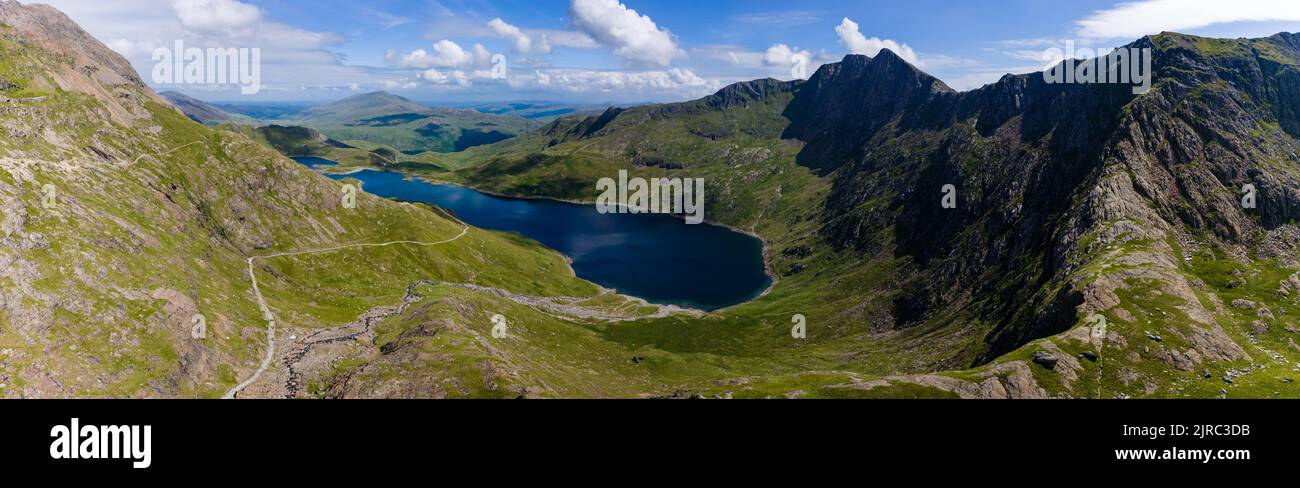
(223, 123, 448, 168)
(295, 91, 432, 124)
(160, 91, 249, 124)
(472, 101, 611, 122)
(289, 91, 542, 153)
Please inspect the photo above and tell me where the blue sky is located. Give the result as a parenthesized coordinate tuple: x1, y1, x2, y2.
(40, 0, 1300, 103)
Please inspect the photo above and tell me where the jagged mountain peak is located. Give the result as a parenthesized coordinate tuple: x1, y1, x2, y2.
(811, 52, 953, 94)
(702, 78, 797, 109)
(0, 1, 141, 87)
(780, 53, 955, 174)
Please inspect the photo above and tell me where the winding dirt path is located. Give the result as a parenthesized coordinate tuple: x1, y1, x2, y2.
(223, 222, 469, 399)
(131, 140, 205, 165)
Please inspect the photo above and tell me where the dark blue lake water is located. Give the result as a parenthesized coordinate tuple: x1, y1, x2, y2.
(294, 157, 771, 310)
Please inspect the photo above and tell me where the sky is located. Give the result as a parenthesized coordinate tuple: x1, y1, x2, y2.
(36, 0, 1300, 104)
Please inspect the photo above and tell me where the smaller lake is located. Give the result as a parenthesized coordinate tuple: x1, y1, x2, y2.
(294, 157, 771, 310)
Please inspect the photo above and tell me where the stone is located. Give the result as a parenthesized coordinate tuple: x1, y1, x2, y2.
(1032, 351, 1058, 370)
(1231, 299, 1257, 310)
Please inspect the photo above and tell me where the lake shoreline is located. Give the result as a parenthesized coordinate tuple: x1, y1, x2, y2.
(303, 160, 779, 312)
(410, 177, 781, 311)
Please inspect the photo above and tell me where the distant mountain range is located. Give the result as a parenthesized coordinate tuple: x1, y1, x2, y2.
(160, 91, 250, 124)
(471, 101, 610, 121)
(165, 90, 591, 155)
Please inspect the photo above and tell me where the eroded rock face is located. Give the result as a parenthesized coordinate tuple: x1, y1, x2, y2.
(767, 33, 1300, 380)
(888, 361, 1049, 399)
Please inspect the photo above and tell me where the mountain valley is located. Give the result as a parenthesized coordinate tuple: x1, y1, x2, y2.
(3, 0, 1299, 399)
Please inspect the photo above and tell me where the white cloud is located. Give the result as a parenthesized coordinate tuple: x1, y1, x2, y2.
(763, 44, 811, 68)
(487, 18, 551, 53)
(835, 17, 921, 66)
(693, 44, 832, 81)
(472, 43, 493, 66)
(386, 40, 491, 69)
(570, 0, 685, 66)
(514, 67, 720, 97)
(422, 69, 475, 87)
(396, 41, 501, 87)
(41, 0, 385, 99)
(169, 0, 261, 35)
(762, 44, 815, 79)
(406, 65, 720, 99)
(1076, 0, 1300, 39)
(106, 38, 160, 59)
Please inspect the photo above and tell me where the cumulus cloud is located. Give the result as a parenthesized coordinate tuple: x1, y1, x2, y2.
(570, 0, 685, 66)
(762, 44, 811, 68)
(762, 44, 813, 79)
(1075, 0, 1300, 39)
(487, 18, 551, 53)
(386, 40, 495, 69)
(835, 18, 921, 66)
(390, 41, 502, 88)
(169, 0, 261, 35)
(422, 68, 478, 87)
